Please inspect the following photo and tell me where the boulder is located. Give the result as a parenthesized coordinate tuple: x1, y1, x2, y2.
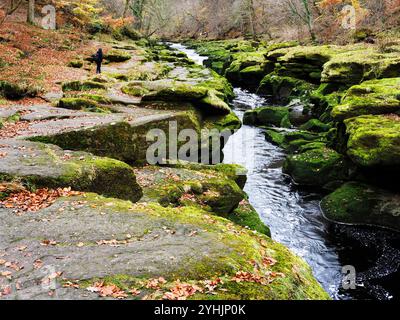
(0, 140, 142, 202)
(332, 78, 400, 120)
(257, 73, 314, 105)
(300, 119, 331, 133)
(105, 49, 132, 62)
(243, 107, 291, 128)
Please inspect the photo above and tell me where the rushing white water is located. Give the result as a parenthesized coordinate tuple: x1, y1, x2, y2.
(168, 42, 400, 300)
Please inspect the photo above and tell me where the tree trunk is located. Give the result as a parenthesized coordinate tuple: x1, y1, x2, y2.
(123, 0, 130, 18)
(27, 0, 35, 24)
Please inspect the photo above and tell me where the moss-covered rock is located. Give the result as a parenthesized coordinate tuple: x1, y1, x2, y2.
(0, 81, 38, 100)
(321, 48, 400, 85)
(283, 147, 354, 187)
(68, 60, 84, 68)
(198, 89, 231, 115)
(230, 199, 271, 236)
(0, 140, 142, 202)
(121, 84, 150, 96)
(299, 119, 331, 133)
(62, 80, 107, 92)
(134, 166, 269, 235)
(265, 128, 286, 147)
(29, 110, 202, 165)
(57, 98, 109, 113)
(321, 182, 400, 232)
(244, 106, 291, 128)
(224, 51, 273, 87)
(105, 49, 132, 62)
(0, 192, 329, 300)
(257, 73, 314, 105)
(344, 114, 400, 167)
(332, 78, 400, 120)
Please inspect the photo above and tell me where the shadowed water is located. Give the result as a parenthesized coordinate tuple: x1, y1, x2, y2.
(169, 43, 400, 300)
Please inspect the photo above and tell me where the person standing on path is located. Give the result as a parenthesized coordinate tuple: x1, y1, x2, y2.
(94, 48, 103, 74)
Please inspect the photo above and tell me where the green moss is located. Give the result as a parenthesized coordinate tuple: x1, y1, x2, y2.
(283, 147, 354, 187)
(321, 182, 400, 231)
(257, 73, 314, 105)
(199, 89, 231, 115)
(68, 60, 83, 68)
(121, 84, 150, 96)
(77, 94, 111, 105)
(62, 80, 107, 92)
(299, 119, 331, 133)
(105, 49, 132, 62)
(344, 114, 400, 167)
(332, 78, 400, 120)
(265, 129, 286, 147)
(69, 195, 328, 300)
(230, 200, 271, 236)
(0, 81, 38, 100)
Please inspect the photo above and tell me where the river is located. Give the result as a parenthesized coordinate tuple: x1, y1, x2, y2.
(168, 42, 400, 300)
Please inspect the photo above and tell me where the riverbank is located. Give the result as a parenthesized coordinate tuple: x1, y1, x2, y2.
(0, 26, 329, 300)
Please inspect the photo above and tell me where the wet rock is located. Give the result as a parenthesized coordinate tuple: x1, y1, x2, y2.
(300, 119, 331, 133)
(62, 80, 107, 92)
(0, 194, 329, 300)
(283, 147, 355, 187)
(332, 78, 400, 120)
(0, 140, 142, 202)
(344, 114, 400, 168)
(105, 49, 132, 62)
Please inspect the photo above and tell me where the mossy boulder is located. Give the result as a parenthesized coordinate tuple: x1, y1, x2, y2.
(299, 119, 331, 133)
(105, 49, 132, 62)
(137, 80, 231, 115)
(268, 45, 336, 83)
(0, 81, 38, 100)
(68, 60, 84, 68)
(230, 199, 271, 236)
(243, 107, 291, 128)
(265, 128, 286, 147)
(283, 147, 354, 187)
(257, 73, 314, 105)
(332, 78, 400, 120)
(57, 98, 109, 113)
(224, 51, 273, 87)
(121, 84, 150, 97)
(135, 166, 271, 235)
(0, 193, 329, 300)
(62, 80, 107, 92)
(344, 114, 400, 167)
(29, 110, 202, 165)
(199, 89, 231, 115)
(0, 140, 142, 203)
(321, 182, 400, 232)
